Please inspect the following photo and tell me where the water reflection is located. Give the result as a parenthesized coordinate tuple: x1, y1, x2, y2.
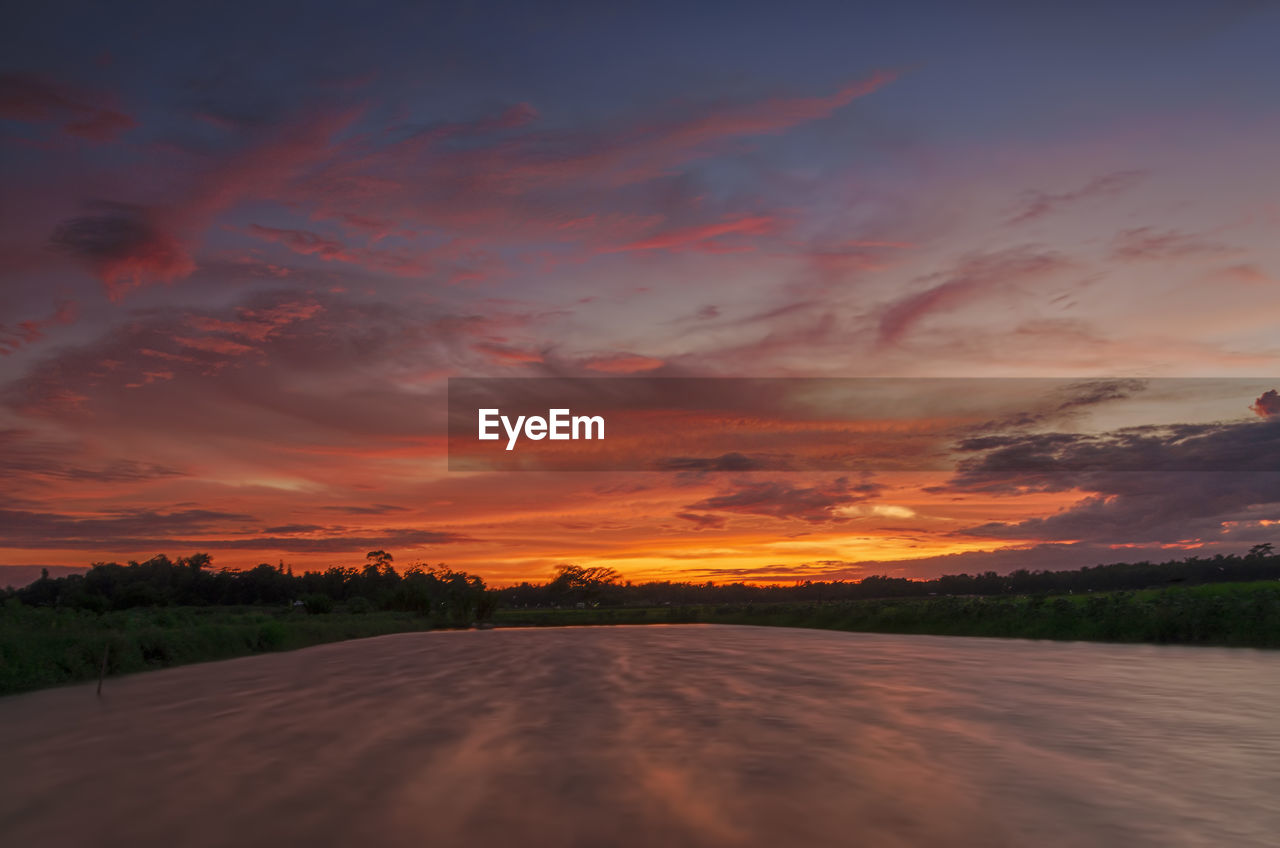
(2, 625, 1278, 846)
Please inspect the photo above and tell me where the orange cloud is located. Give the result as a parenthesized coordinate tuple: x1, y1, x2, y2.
(472, 342, 544, 364)
(583, 354, 665, 373)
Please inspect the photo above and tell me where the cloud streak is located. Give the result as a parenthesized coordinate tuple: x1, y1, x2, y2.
(1007, 170, 1146, 226)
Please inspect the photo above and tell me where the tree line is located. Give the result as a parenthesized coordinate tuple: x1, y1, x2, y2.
(5, 550, 494, 624)
(5, 545, 1277, 616)
(496, 546, 1280, 607)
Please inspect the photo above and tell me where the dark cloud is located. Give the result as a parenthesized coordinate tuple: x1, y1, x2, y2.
(656, 452, 789, 472)
(956, 472, 1280, 545)
(961, 379, 1150, 435)
(1108, 227, 1232, 262)
(948, 417, 1280, 482)
(674, 512, 727, 529)
(1007, 170, 1146, 226)
(684, 476, 883, 523)
(683, 560, 865, 581)
(681, 543, 1227, 582)
(1053, 378, 1148, 412)
(0, 508, 468, 551)
(942, 416, 1280, 544)
(175, 529, 469, 553)
(49, 202, 194, 298)
(64, 109, 136, 142)
(0, 72, 135, 142)
(0, 507, 253, 546)
(0, 429, 186, 484)
(320, 504, 411, 515)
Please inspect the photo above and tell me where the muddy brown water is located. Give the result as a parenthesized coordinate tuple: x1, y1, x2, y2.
(2, 624, 1278, 847)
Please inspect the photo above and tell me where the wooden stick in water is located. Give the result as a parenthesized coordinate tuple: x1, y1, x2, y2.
(97, 644, 109, 696)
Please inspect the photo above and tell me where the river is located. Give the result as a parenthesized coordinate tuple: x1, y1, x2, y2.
(2, 625, 1277, 846)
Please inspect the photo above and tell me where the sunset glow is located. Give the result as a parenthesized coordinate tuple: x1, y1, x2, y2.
(3, 1, 1279, 586)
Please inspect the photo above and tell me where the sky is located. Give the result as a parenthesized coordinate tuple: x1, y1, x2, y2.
(2, 0, 1279, 585)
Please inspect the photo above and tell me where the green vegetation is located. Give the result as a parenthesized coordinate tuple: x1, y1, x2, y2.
(4, 548, 1279, 696)
(0, 549, 494, 695)
(7, 550, 493, 620)
(0, 603, 446, 695)
(495, 580, 1280, 648)
(498, 548, 1280, 608)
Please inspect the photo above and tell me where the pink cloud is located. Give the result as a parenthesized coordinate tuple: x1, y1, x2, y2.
(172, 335, 257, 356)
(603, 215, 777, 253)
(471, 342, 544, 364)
(49, 109, 357, 296)
(186, 298, 322, 344)
(1218, 264, 1273, 285)
(583, 354, 665, 373)
(29, 72, 897, 302)
(0, 72, 136, 143)
(139, 348, 198, 364)
(0, 299, 76, 355)
(1109, 228, 1231, 262)
(627, 70, 899, 163)
(124, 370, 175, 389)
(246, 224, 346, 260)
(877, 248, 1072, 347)
(292, 72, 895, 246)
(246, 223, 431, 276)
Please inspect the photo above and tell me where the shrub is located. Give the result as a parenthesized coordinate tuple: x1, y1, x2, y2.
(302, 594, 334, 615)
(346, 596, 374, 614)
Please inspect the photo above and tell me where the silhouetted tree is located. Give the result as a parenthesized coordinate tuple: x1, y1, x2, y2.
(548, 564, 621, 605)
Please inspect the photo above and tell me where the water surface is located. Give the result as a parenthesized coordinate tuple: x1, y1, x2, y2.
(2, 625, 1277, 847)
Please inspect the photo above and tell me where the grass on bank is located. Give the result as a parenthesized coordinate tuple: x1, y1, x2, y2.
(5, 581, 1280, 696)
(0, 602, 444, 696)
(493, 580, 1280, 647)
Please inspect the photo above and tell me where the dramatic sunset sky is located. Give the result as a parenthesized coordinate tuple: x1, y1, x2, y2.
(2, 0, 1278, 585)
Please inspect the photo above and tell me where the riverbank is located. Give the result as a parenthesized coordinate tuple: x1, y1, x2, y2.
(5, 580, 1278, 695)
(0, 604, 445, 695)
(493, 580, 1280, 647)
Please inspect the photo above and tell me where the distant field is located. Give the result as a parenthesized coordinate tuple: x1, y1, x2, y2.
(5, 581, 1280, 696)
(494, 581, 1280, 647)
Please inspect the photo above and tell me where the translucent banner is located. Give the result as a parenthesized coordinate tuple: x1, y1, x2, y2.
(447, 377, 1280, 473)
